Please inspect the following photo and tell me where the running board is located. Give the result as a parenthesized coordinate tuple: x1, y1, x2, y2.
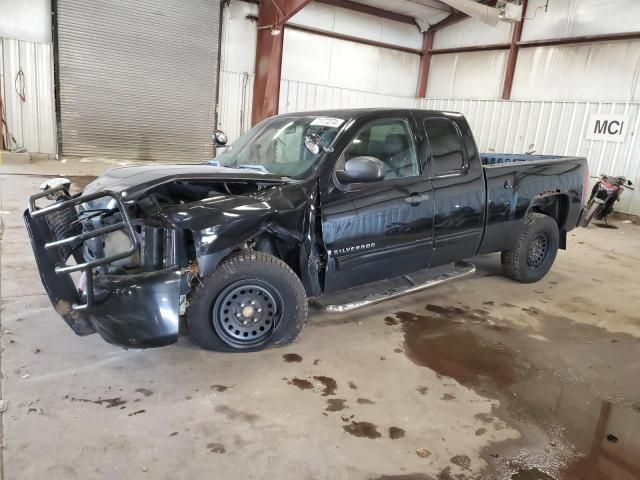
(311, 261, 476, 313)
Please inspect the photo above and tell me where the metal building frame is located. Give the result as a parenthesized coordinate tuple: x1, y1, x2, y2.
(250, 0, 640, 123)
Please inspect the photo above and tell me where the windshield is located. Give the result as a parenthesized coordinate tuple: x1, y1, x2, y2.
(216, 115, 348, 179)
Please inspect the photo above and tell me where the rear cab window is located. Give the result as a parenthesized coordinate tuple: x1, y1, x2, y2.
(423, 118, 467, 176)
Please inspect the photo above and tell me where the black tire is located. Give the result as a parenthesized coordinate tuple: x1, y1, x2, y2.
(187, 252, 308, 352)
(501, 212, 559, 283)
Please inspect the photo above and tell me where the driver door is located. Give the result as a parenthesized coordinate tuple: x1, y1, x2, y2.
(320, 115, 435, 292)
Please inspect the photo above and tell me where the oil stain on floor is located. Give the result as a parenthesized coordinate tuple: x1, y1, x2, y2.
(388, 303, 640, 480)
(343, 420, 381, 439)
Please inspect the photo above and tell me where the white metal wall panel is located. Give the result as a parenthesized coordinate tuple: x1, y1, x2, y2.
(0, 0, 51, 43)
(376, 48, 422, 97)
(522, 0, 640, 41)
(56, 0, 221, 162)
(512, 40, 640, 102)
(281, 29, 420, 97)
(279, 77, 418, 113)
(282, 29, 333, 86)
(432, 15, 513, 49)
(288, 2, 423, 50)
(426, 50, 509, 99)
(220, 0, 257, 75)
(217, 70, 254, 143)
(327, 38, 382, 92)
(0, 38, 56, 154)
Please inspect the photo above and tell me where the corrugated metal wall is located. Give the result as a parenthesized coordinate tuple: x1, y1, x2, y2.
(283, 1, 422, 97)
(0, 37, 56, 154)
(279, 77, 420, 112)
(512, 40, 640, 102)
(420, 98, 640, 216)
(428, 0, 640, 102)
(55, 0, 221, 162)
(217, 70, 254, 144)
(521, 0, 640, 41)
(219, 73, 640, 216)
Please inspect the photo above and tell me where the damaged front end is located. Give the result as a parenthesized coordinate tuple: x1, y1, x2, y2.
(24, 167, 310, 349)
(25, 182, 182, 348)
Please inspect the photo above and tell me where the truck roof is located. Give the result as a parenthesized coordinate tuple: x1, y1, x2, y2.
(274, 108, 461, 119)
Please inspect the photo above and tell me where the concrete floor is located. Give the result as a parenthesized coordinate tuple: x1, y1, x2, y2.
(1, 171, 639, 480)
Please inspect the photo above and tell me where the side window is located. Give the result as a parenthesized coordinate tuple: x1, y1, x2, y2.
(340, 118, 419, 180)
(424, 118, 465, 176)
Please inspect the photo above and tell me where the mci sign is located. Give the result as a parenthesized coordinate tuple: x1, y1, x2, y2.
(586, 113, 629, 143)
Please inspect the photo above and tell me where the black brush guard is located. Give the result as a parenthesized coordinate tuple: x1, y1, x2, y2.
(24, 185, 182, 348)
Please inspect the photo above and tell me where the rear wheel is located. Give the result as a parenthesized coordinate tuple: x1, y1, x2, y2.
(187, 252, 308, 352)
(501, 212, 559, 283)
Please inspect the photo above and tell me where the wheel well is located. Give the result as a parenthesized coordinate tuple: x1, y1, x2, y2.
(529, 194, 569, 230)
(251, 233, 300, 275)
(200, 232, 320, 296)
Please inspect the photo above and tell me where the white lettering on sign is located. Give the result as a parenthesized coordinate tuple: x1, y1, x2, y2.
(586, 114, 629, 143)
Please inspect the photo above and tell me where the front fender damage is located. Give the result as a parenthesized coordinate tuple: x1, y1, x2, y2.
(159, 193, 305, 277)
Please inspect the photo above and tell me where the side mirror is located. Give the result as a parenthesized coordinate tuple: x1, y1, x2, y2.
(336, 156, 385, 184)
(213, 130, 228, 146)
(40, 177, 72, 200)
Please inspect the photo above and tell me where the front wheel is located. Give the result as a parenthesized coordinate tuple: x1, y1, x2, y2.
(187, 252, 308, 352)
(501, 212, 559, 283)
(581, 200, 601, 227)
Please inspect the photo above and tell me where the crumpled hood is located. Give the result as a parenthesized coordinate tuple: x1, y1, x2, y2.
(156, 181, 313, 269)
(83, 164, 286, 199)
(160, 194, 274, 232)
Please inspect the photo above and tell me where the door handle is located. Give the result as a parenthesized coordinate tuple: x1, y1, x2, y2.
(404, 194, 430, 205)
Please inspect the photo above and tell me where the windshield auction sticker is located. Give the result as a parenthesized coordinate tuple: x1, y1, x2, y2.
(310, 117, 345, 128)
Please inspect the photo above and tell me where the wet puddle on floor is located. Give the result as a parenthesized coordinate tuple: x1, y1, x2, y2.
(390, 306, 640, 480)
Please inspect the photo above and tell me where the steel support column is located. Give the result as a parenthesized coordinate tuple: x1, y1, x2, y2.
(501, 0, 527, 100)
(251, 0, 311, 125)
(417, 31, 435, 98)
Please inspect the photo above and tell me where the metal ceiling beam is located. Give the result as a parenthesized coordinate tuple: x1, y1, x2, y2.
(518, 31, 640, 48)
(251, 0, 312, 125)
(428, 13, 466, 32)
(285, 23, 423, 54)
(246, 13, 422, 54)
(315, 0, 417, 26)
(428, 0, 497, 32)
(427, 31, 640, 56)
(429, 43, 510, 54)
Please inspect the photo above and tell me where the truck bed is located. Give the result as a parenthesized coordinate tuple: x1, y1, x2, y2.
(477, 153, 588, 256)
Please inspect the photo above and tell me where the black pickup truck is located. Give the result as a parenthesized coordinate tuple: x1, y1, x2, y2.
(25, 109, 588, 352)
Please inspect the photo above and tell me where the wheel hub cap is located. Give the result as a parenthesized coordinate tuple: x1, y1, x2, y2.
(527, 233, 549, 268)
(213, 281, 281, 349)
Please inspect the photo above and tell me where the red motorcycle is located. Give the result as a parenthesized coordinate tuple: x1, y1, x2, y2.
(582, 174, 634, 226)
